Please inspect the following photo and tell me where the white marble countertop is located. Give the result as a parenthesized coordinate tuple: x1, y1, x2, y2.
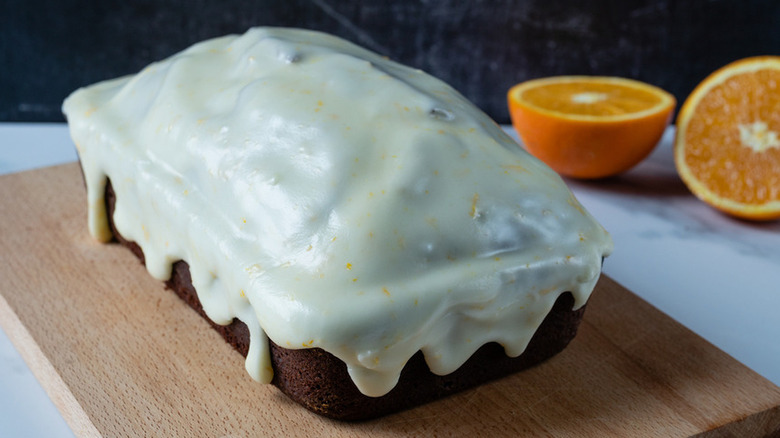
(1, 122, 778, 437)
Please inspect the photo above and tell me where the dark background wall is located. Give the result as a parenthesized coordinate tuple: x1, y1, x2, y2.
(1, 0, 779, 124)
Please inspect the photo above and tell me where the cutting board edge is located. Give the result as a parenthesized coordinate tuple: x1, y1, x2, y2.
(0, 290, 100, 437)
(694, 404, 780, 438)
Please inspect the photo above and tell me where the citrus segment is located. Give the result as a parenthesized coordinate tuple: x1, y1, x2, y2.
(519, 79, 665, 117)
(675, 56, 780, 221)
(508, 76, 675, 179)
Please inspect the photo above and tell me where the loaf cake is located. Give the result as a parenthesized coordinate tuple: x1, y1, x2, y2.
(62, 27, 613, 420)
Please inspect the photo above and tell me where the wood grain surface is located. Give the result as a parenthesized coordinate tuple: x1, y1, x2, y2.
(1, 163, 779, 437)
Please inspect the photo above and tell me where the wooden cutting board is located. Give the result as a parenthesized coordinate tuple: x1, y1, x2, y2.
(1, 163, 779, 437)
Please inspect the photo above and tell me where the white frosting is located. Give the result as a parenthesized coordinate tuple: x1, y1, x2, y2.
(63, 27, 613, 397)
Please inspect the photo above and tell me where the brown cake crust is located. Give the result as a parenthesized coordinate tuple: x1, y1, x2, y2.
(104, 179, 587, 421)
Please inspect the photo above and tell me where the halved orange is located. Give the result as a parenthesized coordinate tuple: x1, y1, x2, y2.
(508, 76, 676, 179)
(675, 56, 780, 221)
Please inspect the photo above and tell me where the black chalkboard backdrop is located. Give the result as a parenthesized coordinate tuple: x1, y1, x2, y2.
(2, 0, 779, 124)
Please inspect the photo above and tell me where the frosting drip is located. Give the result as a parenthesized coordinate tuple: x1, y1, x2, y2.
(63, 27, 613, 397)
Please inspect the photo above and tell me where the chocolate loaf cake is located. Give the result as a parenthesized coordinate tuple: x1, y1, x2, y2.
(64, 27, 613, 420)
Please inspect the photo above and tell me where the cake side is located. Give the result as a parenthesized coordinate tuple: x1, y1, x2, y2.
(63, 27, 613, 397)
(106, 179, 586, 420)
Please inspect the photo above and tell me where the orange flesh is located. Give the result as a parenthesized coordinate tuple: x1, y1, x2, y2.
(683, 69, 780, 204)
(521, 82, 663, 116)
